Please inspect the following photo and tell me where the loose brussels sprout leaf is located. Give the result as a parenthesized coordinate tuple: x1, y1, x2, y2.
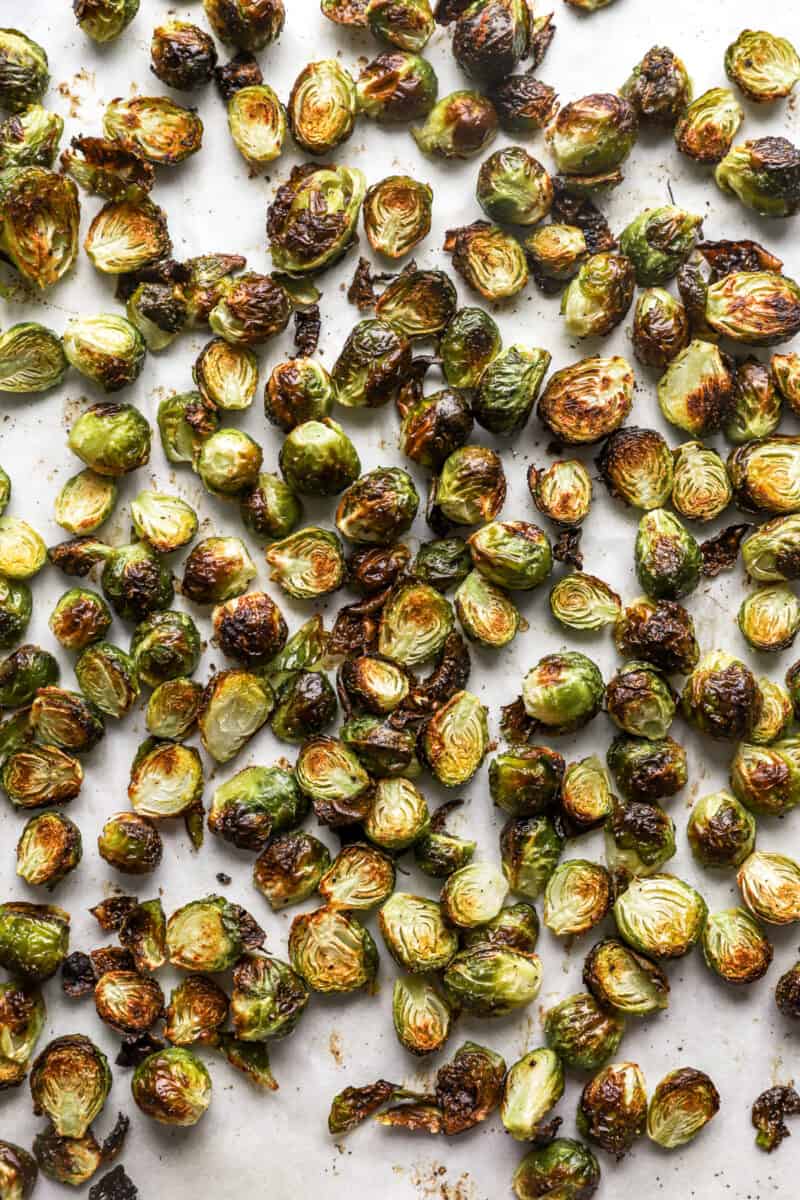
(647, 1068, 720, 1148)
(0, 322, 68, 393)
(265, 358, 333, 431)
(440, 862, 508, 929)
(443, 944, 542, 1017)
(60, 135, 155, 202)
(412, 90, 498, 159)
(268, 163, 366, 275)
(583, 937, 669, 1015)
(675, 87, 743, 162)
(253, 831, 331, 911)
(725, 30, 800, 103)
(0, 978, 45, 1087)
(165, 975, 228, 1047)
(444, 221, 528, 302)
(98, 811, 162, 875)
(522, 651, 605, 735)
(550, 574, 621, 632)
(548, 92, 637, 176)
(614, 873, 707, 957)
(128, 739, 203, 818)
(607, 734, 687, 805)
(132, 1046, 211, 1126)
(706, 270, 800, 346)
(539, 355, 633, 445)
(289, 906, 378, 993)
(363, 175, 433, 259)
(30, 1034, 110, 1138)
(681, 649, 761, 741)
(227, 84, 285, 172)
(421, 689, 489, 786)
(379, 892, 457, 974)
(231, 953, 308, 1041)
(84, 198, 171, 275)
(318, 844, 396, 911)
(357, 51, 439, 124)
(544, 860, 612, 938)
(456, 570, 520, 648)
(702, 906, 773, 984)
(208, 763, 304, 852)
(0, 29, 49, 112)
(288, 60, 356, 156)
(501, 815, 563, 900)
(512, 1138, 600, 1200)
(621, 45, 691, 126)
(530, 459, 593, 527)
(737, 850, 800, 925)
(0, 167, 79, 289)
(605, 661, 676, 740)
(94, 969, 165, 1035)
(489, 746, 565, 818)
(296, 735, 372, 826)
(635, 508, 701, 601)
(544, 992, 625, 1071)
(68, 403, 151, 478)
(598, 426, 674, 511)
(333, 320, 412, 410)
(392, 976, 453, 1056)
(336, 468, 418, 546)
(2, 744, 83, 809)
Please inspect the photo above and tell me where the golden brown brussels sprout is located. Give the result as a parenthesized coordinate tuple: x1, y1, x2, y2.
(129, 492, 197, 556)
(336, 468, 419, 546)
(118, 897, 166, 973)
(0, 321, 67, 394)
(378, 580, 454, 666)
(614, 873, 707, 958)
(367, 0, 434, 49)
(635, 508, 701, 600)
(738, 584, 800, 653)
(605, 661, 676, 739)
(560, 252, 635, 338)
(100, 544, 173, 623)
(681, 649, 761, 741)
(524, 223, 587, 292)
(632, 288, 690, 368)
(544, 992, 624, 1071)
(318, 843, 396, 911)
(443, 943, 541, 1017)
(583, 938, 669, 1016)
(0, 520, 44, 584)
(775, 962, 800, 1017)
(240, 472, 302, 542)
(440, 861, 508, 929)
(209, 271, 292, 346)
(339, 655, 409, 715)
(271, 670, 337, 744)
(675, 87, 743, 163)
(743, 514, 800, 584)
(670, 440, 731, 522)
(145, 678, 202, 742)
(208, 763, 304, 851)
(738, 850, 800, 924)
(288, 60, 356, 156)
(0, 166, 79, 289)
(0, 104, 62, 169)
(230, 953, 308, 1040)
(182, 536, 256, 604)
(558, 755, 613, 831)
(68, 403, 151, 480)
(773, 351, 800, 414)
(615, 597, 699, 674)
(212, 591, 287, 669)
(98, 811, 162, 875)
(605, 795, 676, 881)
(60, 135, 154, 202)
(94, 969, 164, 1036)
(472, 345, 550, 436)
(204, 0, 285, 50)
(577, 1062, 647, 1158)
(167, 894, 264, 972)
(529, 460, 592, 529)
(539, 355, 633, 445)
(281, 419, 361, 496)
(412, 89, 498, 159)
(513, 1139, 600, 1200)
(362, 176, 432, 261)
(544, 860, 611, 938)
(226, 83, 286, 173)
(132, 1045, 211, 1126)
(421, 689, 489, 785)
(254, 830, 331, 910)
(290, 906, 378, 992)
(392, 976, 454, 1056)
(619, 207, 701, 287)
(16, 811, 81, 889)
(129, 738, 203, 818)
(2, 744, 83, 810)
(54, 472, 117, 540)
(321, 0, 368, 25)
(30, 686, 104, 754)
(647, 1067, 720, 1148)
(658, 339, 736, 435)
(157, 391, 218, 467)
(268, 162, 366, 275)
(597, 426, 673, 511)
(265, 526, 345, 600)
(706, 270, 800, 346)
(30, 1034, 110, 1137)
(0, 29, 49, 112)
(377, 267, 457, 339)
(0, 977, 45, 1089)
(716, 137, 800, 218)
(500, 814, 563, 900)
(702, 907, 773, 984)
(73, 0, 139, 42)
(621, 45, 691, 126)
(77, 641, 140, 720)
(468, 520, 552, 591)
(151, 21, 217, 91)
(264, 358, 333, 431)
(456, 570, 519, 648)
(606, 735, 687, 805)
(357, 51, 438, 125)
(199, 670, 274, 764)
(0, 902, 69, 981)
(751, 677, 794, 744)
(377, 892, 456, 974)
(165, 975, 228, 1047)
(84, 197, 170, 276)
(64, 314, 146, 392)
(103, 95, 202, 165)
(435, 445, 506, 524)
(522, 651, 605, 735)
(728, 436, 800, 515)
(725, 29, 800, 103)
(295, 734, 371, 826)
(476, 146, 552, 226)
(548, 92, 636, 179)
(0, 644, 58, 706)
(489, 746, 565, 818)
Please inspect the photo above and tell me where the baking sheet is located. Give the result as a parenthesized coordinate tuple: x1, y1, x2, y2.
(1, 0, 799, 1195)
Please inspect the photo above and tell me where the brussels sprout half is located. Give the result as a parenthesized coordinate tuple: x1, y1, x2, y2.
(0, 29, 50, 113)
(227, 84, 286, 172)
(647, 1067, 720, 1148)
(288, 60, 357, 156)
(548, 92, 637, 177)
(597, 426, 674, 511)
(530, 459, 593, 527)
(17, 811, 82, 890)
(289, 906, 378, 993)
(30, 1034, 110, 1138)
(0, 167, 79, 290)
(675, 87, 743, 163)
(635, 508, 701, 601)
(583, 938, 669, 1016)
(268, 163, 366, 275)
(0, 322, 68, 393)
(702, 907, 773, 985)
(550, 574, 621, 632)
(512, 1138, 600, 1200)
(208, 763, 305, 852)
(253, 831, 331, 910)
(231, 953, 308, 1041)
(738, 850, 800, 925)
(392, 976, 454, 1057)
(632, 288, 690, 368)
(539, 356, 633, 445)
(132, 1046, 211, 1126)
(560, 253, 636, 339)
(726, 30, 800, 103)
(357, 53, 439, 125)
(577, 1061, 647, 1158)
(363, 176, 433, 261)
(84, 198, 171, 276)
(614, 873, 707, 958)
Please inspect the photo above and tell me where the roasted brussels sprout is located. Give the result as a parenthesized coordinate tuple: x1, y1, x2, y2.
(614, 873, 707, 958)
(773, 352, 800, 415)
(539, 356, 633, 445)
(2, 744, 83, 810)
(501, 1048, 564, 1142)
(489, 746, 564, 818)
(0, 577, 30, 649)
(607, 735, 687, 805)
(157, 391, 218, 466)
(367, 0, 434, 50)
(230, 953, 308, 1041)
(339, 654, 410, 715)
(443, 221, 528, 302)
(467, 521, 551, 592)
(560, 253, 635, 339)
(544, 860, 612, 938)
(376, 268, 457, 339)
(392, 976, 453, 1056)
(522, 651, 604, 735)
(118, 897, 166, 973)
(128, 493, 197, 557)
(702, 907, 773, 985)
(357, 52, 438, 124)
(268, 163, 366, 275)
(558, 755, 613, 831)
(738, 585, 800, 653)
(620, 207, 701, 287)
(0, 166, 79, 289)
(500, 814, 563, 900)
(288, 60, 356, 156)
(724, 357, 781, 445)
(74, 0, 139, 42)
(614, 596, 699, 674)
(738, 850, 800, 924)
(725, 29, 800, 103)
(621, 45, 691, 126)
(443, 943, 542, 1017)
(412, 89, 498, 159)
(84, 198, 170, 275)
(605, 795, 676, 881)
(729, 437, 800, 515)
(549, 574, 621, 632)
(0, 321, 68, 394)
(362, 176, 432, 262)
(30, 686, 104, 754)
(544, 992, 624, 1071)
(473, 345, 550, 436)
(281, 421, 361, 498)
(167, 894, 263, 973)
(669, 441, 731, 524)
(440, 862, 508, 929)
(577, 1061, 647, 1159)
(706, 270, 800, 346)
(132, 1046, 211, 1126)
(212, 592, 286, 669)
(99, 544, 172, 624)
(476, 147, 552, 226)
(434, 445, 506, 525)
(0, 644, 58, 706)
(240, 472, 302, 542)
(271, 670, 337, 744)
(103, 95, 202, 165)
(165, 975, 228, 1046)
(605, 661, 676, 740)
(512, 1138, 600, 1200)
(548, 93, 637, 178)
(751, 677, 794, 744)
(336, 323, 413, 413)
(204, 0, 284, 50)
(378, 580, 454, 667)
(125, 281, 187, 352)
(598, 427, 674, 511)
(253, 831, 331, 910)
(150, 20, 216, 90)
(59, 134, 154, 202)
(583, 938, 669, 1016)
(530, 459, 593, 528)
(378, 892, 457, 974)
(196, 428, 263, 499)
(409, 539, 468, 596)
(647, 1068, 720, 1148)
(289, 906, 378, 992)
(437, 309, 499, 391)
(742, 514, 800, 581)
(129, 739, 203, 818)
(182, 536, 256, 604)
(675, 87, 743, 163)
(145, 677, 202, 742)
(204, 273, 289, 348)
(54, 471, 117, 538)
(632, 288, 690, 368)
(295, 734, 371, 826)
(30, 1034, 110, 1137)
(681, 650, 761, 741)
(357, 774, 423, 845)
(16, 811, 81, 889)
(208, 763, 304, 852)
(0, 29, 49, 112)
(75, 642, 139, 719)
(635, 508, 701, 600)
(335, 468, 419, 547)
(775, 962, 800, 1017)
(524, 223, 587, 291)
(0, 902, 69, 981)
(191, 342, 255, 418)
(264, 527, 345, 600)
(421, 689, 489, 786)
(94, 969, 165, 1036)
(98, 812, 162, 875)
(318, 843, 396, 911)
(456, 570, 519, 647)
(198, 670, 274, 764)
(0, 978, 45, 1088)
(264, 359, 333, 432)
(68, 403, 151, 478)
(0, 523, 42, 588)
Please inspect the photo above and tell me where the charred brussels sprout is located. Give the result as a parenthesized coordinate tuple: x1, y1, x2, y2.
(702, 907, 773, 985)
(441, 862, 508, 928)
(621, 45, 691, 126)
(104, 95, 202, 165)
(635, 508, 701, 600)
(265, 527, 345, 599)
(182, 536, 256, 604)
(55, 471, 117, 537)
(198, 670, 273, 764)
(671, 441, 731, 522)
(376, 268, 456, 340)
(619, 207, 701, 287)
(340, 655, 409, 714)
(98, 812, 162, 875)
(101, 543, 173, 623)
(560, 755, 614, 831)
(194, 340, 257, 415)
(129, 739, 203, 818)
(675, 87, 743, 163)
(522, 652, 604, 735)
(158, 391, 218, 466)
(296, 735, 371, 826)
(530, 460, 593, 527)
(614, 874, 707, 958)
(60, 135, 154, 202)
(280, 419, 360, 495)
(468, 521, 551, 591)
(443, 944, 541, 1017)
(132, 1046, 211, 1126)
(268, 163, 365, 275)
(0, 578, 30, 648)
(501, 815, 563, 900)
(119, 898, 166, 973)
(473, 345, 550, 436)
(489, 746, 565, 817)
(550, 575, 622, 632)
(681, 650, 761, 741)
(288, 60, 356, 156)
(548, 93, 637, 178)
(539, 356, 633, 445)
(614, 596, 699, 674)
(75, 643, 139, 719)
(0, 322, 68, 394)
(605, 796, 676, 880)
(265, 358, 333, 431)
(196, 428, 263, 498)
(725, 30, 800, 103)
(647, 1068, 720, 1148)
(17, 812, 81, 889)
(203, 0, 284, 50)
(231, 953, 308, 1040)
(450, 1, 529, 82)
(363, 176, 432, 261)
(421, 690, 489, 786)
(583, 938, 669, 1015)
(95, 970, 164, 1035)
(524, 223, 587, 290)
(271, 671, 337, 744)
(30, 687, 104, 754)
(336, 468, 418, 546)
(30, 1035, 110, 1137)
(0, 523, 45, 582)
(412, 90, 498, 159)
(544, 993, 624, 1071)
(213, 592, 287, 669)
(738, 585, 800, 653)
(392, 976, 453, 1056)
(400, 388, 471, 470)
(598, 427, 674, 511)
(512, 1138, 600, 1200)
(742, 514, 800, 581)
(442, 221, 528, 302)
(254, 831, 331, 910)
(725, 357, 781, 444)
(2, 745, 83, 810)
(476, 147, 552, 226)
(145, 677, 203, 741)
(607, 735, 687, 804)
(0, 167, 79, 290)
(319, 844, 395, 911)
(68, 403, 151, 477)
(544, 860, 612, 938)
(0, 645, 58, 706)
(752, 677, 794, 744)
(775, 962, 800, 1017)
(74, 0, 139, 42)
(561, 253, 635, 339)
(367, 0, 434, 50)
(439, 307, 500, 390)
(706, 270, 800, 346)
(632, 288, 690, 368)
(435, 445, 506, 524)
(501, 1048, 564, 1142)
(165, 975, 228, 1046)
(413, 538, 471, 592)
(0, 978, 45, 1088)
(738, 850, 800, 924)
(84, 198, 170, 275)
(357, 53, 439, 124)
(208, 272, 292, 346)
(379, 581, 454, 666)
(167, 895, 263, 972)
(0, 30, 49, 112)
(289, 906, 378, 992)
(605, 662, 676, 740)
(0, 903, 69, 980)
(126, 282, 187, 353)
(360, 775, 426, 846)
(577, 1062, 647, 1158)
(208, 764, 305, 852)
(728, 437, 800, 515)
(240, 472, 302, 541)
(151, 21, 217, 90)
(335, 320, 412, 410)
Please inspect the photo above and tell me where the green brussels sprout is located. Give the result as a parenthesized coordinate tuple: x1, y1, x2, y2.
(501, 814, 563, 900)
(449, 0, 531, 81)
(681, 650, 762, 741)
(366, 0, 433, 49)
(68, 403, 151, 478)
(539, 355, 633, 445)
(438, 307, 500, 390)
(74, 0, 139, 42)
(129, 738, 203, 819)
(548, 93, 637, 177)
(339, 655, 409, 715)
(606, 735, 687, 804)
(726, 30, 800, 103)
(544, 860, 612, 938)
(30, 687, 104, 754)
(198, 670, 274, 764)
(472, 346, 551, 436)
(605, 796, 676, 881)
(647, 1068, 720, 1148)
(0, 29, 49, 112)
(182, 536, 256, 604)
(775, 961, 800, 1017)
(455, 570, 520, 648)
(318, 843, 396, 911)
(335, 468, 418, 546)
(84, 197, 171, 275)
(117, 897, 166, 973)
(98, 811, 162, 874)
(239, 472, 302, 543)
(598, 426, 674, 511)
(30, 1034, 110, 1137)
(621, 45, 692, 126)
(742, 514, 800, 581)
(165, 975, 229, 1046)
(0, 519, 45, 581)
(751, 677, 794, 744)
(670, 441, 731, 523)
(103, 95, 202, 165)
(270, 670, 337, 744)
(724, 357, 781, 445)
(522, 651, 605, 735)
(267, 612, 328, 674)
(2, 744, 82, 809)
(392, 976, 454, 1056)
(0, 578, 31, 648)
(614, 596, 699, 673)
(501, 1048, 564, 1142)
(204, 0, 284, 50)
(59, 134, 154, 202)
(208, 763, 304, 852)
(412, 537, 470, 593)
(362, 176, 432, 262)
(288, 60, 356, 156)
(230, 953, 308, 1041)
(462, 901, 539, 954)
(414, 801, 476, 878)
(157, 391, 218, 467)
(476, 147, 552, 226)
(0, 902, 69, 982)
(268, 162, 366, 275)
(443, 943, 542, 1017)
(738, 584, 800, 653)
(675, 87, 743, 162)
(614, 873, 707, 958)
(167, 894, 264, 972)
(343, 716, 419, 778)
(333, 320, 412, 411)
(687, 789, 756, 869)
(150, 20, 217, 90)
(212, 591, 287, 670)
(54, 471, 117, 538)
(289, 906, 378, 992)
(295, 734, 371, 826)
(738, 849, 800, 924)
(399, 388, 473, 469)
(208, 272, 292, 347)
(524, 223, 587, 291)
(773, 352, 800, 415)
(94, 969, 165, 1036)
(101, 543, 173, 623)
(421, 689, 489, 785)
(264, 358, 332, 432)
(530, 459, 593, 527)
(412, 89, 498, 159)
(605, 661, 676, 740)
(280, 420, 360, 497)
(124, 280, 187, 353)
(129, 492, 198, 556)
(376, 267, 457, 339)
(577, 1061, 647, 1158)
(378, 892, 457, 974)
(560, 252, 636, 338)
(145, 677, 202, 742)
(435, 445, 506, 524)
(254, 830, 331, 910)
(583, 938, 669, 1016)
(264, 526, 345, 600)
(634, 508, 701, 600)
(192, 344, 256, 417)
(513, 1138, 600, 1200)
(632, 288, 690, 369)
(489, 745, 565, 817)
(0, 978, 45, 1089)
(357, 52, 438, 124)
(132, 1046, 211, 1126)
(729, 436, 800, 515)
(544, 992, 625, 1071)
(16, 811, 81, 890)
(440, 862, 508, 929)
(0, 469, 9, 517)
(0, 322, 66, 396)
(0, 644, 58, 706)
(702, 907, 773, 985)
(182, 251, 248, 323)
(0, 165, 78, 290)
(74, 642, 139, 719)
(619, 207, 701, 287)
(707, 270, 800, 346)
(378, 580, 454, 666)
(560, 755, 614, 831)
(195, 428, 263, 499)
(0, 705, 34, 762)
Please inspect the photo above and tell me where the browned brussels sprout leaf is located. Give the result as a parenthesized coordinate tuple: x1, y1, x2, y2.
(700, 524, 752, 577)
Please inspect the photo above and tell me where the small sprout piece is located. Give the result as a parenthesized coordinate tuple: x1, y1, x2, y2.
(682, 650, 762, 741)
(752, 1085, 800, 1153)
(30, 1034, 110, 1137)
(0, 30, 49, 111)
(578, 1062, 647, 1158)
(280, 419, 360, 496)
(68, 403, 151, 478)
(560, 253, 635, 339)
(544, 861, 612, 938)
(364, 777, 429, 850)
(725, 30, 800, 103)
(539, 356, 633, 445)
(607, 735, 687, 805)
(489, 746, 565, 818)
(17, 812, 82, 889)
(622, 45, 691, 126)
(531, 460, 593, 527)
(671, 441, 731, 523)
(55, 471, 117, 538)
(635, 508, 701, 601)
(675, 87, 742, 162)
(357, 52, 438, 124)
(2, 744, 83, 810)
(208, 764, 304, 852)
(550, 575, 621, 632)
(421, 690, 489, 786)
(253, 831, 331, 910)
(544, 993, 625, 1071)
(98, 811, 162, 876)
(157, 391, 218, 466)
(363, 176, 432, 259)
(548, 92, 637, 177)
(513, 1138, 600, 1200)
(0, 167, 79, 289)
(376, 267, 457, 339)
(415, 807, 476, 879)
(775, 962, 800, 1017)
(296, 735, 371, 826)
(614, 874, 707, 958)
(606, 662, 676, 740)
(412, 90, 498, 160)
(614, 597, 699, 674)
(441, 862, 508, 929)
(738, 850, 800, 925)
(501, 815, 563, 900)
(0, 978, 45, 1088)
(240, 474, 302, 543)
(60, 135, 154, 202)
(620, 207, 701, 287)
(84, 198, 171, 275)
(379, 581, 454, 666)
(288, 60, 356, 156)
(491, 70, 557, 134)
(393, 977, 453, 1056)
(289, 907, 377, 993)
(773, 353, 800, 415)
(0, 322, 68, 393)
(706, 271, 800, 346)
(0, 644, 59, 706)
(522, 651, 605, 735)
(165, 975, 228, 1047)
(583, 938, 669, 1015)
(413, 538, 471, 592)
(231, 953, 308, 1041)
(132, 1046, 211, 1126)
(118, 898, 166, 974)
(501, 1048, 564, 1142)
(182, 536, 256, 604)
(125, 282, 187, 352)
(95, 970, 164, 1036)
(476, 147, 552, 226)
(379, 892, 457, 974)
(268, 162, 366, 276)
(0, 578, 32, 648)
(443, 944, 542, 1017)
(632, 288, 690, 368)
(333, 320, 412, 410)
(598, 427, 674, 511)
(702, 907, 773, 984)
(647, 1068, 720, 1148)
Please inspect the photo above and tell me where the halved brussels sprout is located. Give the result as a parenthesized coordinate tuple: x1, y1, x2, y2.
(522, 651, 605, 735)
(598, 427, 674, 511)
(681, 650, 762, 741)
(619, 207, 701, 287)
(17, 811, 81, 889)
(544, 992, 625, 1071)
(411, 538, 469, 594)
(635, 508, 701, 601)
(773, 352, 800, 415)
(392, 976, 453, 1056)
(436, 445, 506, 524)
(476, 147, 552, 226)
(103, 95, 202, 165)
(524, 223, 587, 292)
(443, 943, 542, 1017)
(270, 670, 337, 745)
(560, 252, 636, 338)
(738, 584, 800, 653)
(513, 1138, 600, 1200)
(621, 45, 691, 126)
(0, 166, 79, 289)
(658, 338, 734, 436)
(54, 471, 117, 538)
(440, 862, 508, 929)
(84, 198, 171, 275)
(227, 84, 285, 172)
(30, 1034, 110, 1137)
(489, 746, 565, 818)
(421, 689, 489, 786)
(98, 811, 162, 875)
(68, 403, 151, 478)
(95, 969, 165, 1035)
(605, 795, 676, 881)
(742, 514, 800, 581)
(125, 281, 187, 352)
(647, 1068, 720, 1148)
(367, 0, 433, 49)
(0, 322, 67, 393)
(549, 574, 621, 632)
(725, 357, 781, 445)
(0, 519, 44, 581)
(412, 89, 498, 159)
(268, 163, 365, 275)
(132, 1046, 211, 1126)
(59, 134, 154, 202)
(288, 60, 356, 156)
(231, 953, 308, 1041)
(632, 288, 690, 369)
(0, 644, 58, 706)
(675, 87, 742, 162)
(129, 492, 197, 556)
(196, 428, 263, 499)
(378, 892, 457, 974)
(706, 270, 800, 345)
(455, 570, 520, 648)
(530, 460, 593, 527)
(289, 906, 377, 992)
(254, 830, 331, 910)
(339, 655, 409, 715)
(670, 441, 731, 523)
(0, 577, 31, 649)
(167, 894, 263, 972)
(726, 30, 800, 103)
(165, 975, 229, 1046)
(583, 938, 669, 1015)
(752, 677, 794, 744)
(376, 267, 458, 339)
(0, 29, 49, 112)
(500, 1047, 564, 1142)
(606, 661, 676, 740)
(434, 312, 498, 397)
(729, 436, 800, 515)
(318, 843, 396, 911)
(30, 687, 104, 754)
(0, 902, 69, 980)
(614, 873, 707, 958)
(357, 51, 439, 124)
(468, 521, 552, 592)
(501, 814, 563, 900)
(118, 897, 166, 973)
(129, 738, 203, 818)
(208, 272, 292, 346)
(130, 610, 201, 689)
(0, 978, 45, 1088)
(738, 850, 800, 924)
(193, 339, 257, 414)
(240, 472, 302, 542)
(150, 19, 216, 89)
(264, 526, 345, 600)
(198, 670, 273, 764)
(399, 389, 473, 471)
(361, 777, 427, 850)
(362, 175, 432, 259)
(544, 860, 611, 938)
(333, 320, 412, 410)
(343, 713, 417, 777)
(560, 755, 614, 831)
(577, 1061, 647, 1158)
(145, 678, 202, 742)
(295, 735, 371, 826)
(607, 734, 687, 805)
(548, 92, 637, 176)
(539, 356, 633, 445)
(280, 419, 361, 495)
(208, 763, 304, 852)
(264, 358, 333, 432)
(379, 581, 454, 666)
(182, 536, 256, 604)
(2, 744, 83, 809)
(775, 962, 800, 1017)
(702, 907, 773, 984)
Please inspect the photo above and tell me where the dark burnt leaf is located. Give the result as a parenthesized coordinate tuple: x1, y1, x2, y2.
(530, 14, 556, 68)
(500, 696, 536, 745)
(434, 0, 472, 24)
(214, 52, 264, 102)
(48, 537, 109, 577)
(347, 544, 411, 596)
(294, 305, 321, 356)
(89, 1166, 139, 1200)
(429, 798, 465, 834)
(61, 951, 96, 998)
(115, 1031, 165, 1069)
(553, 528, 584, 569)
(230, 903, 266, 951)
(184, 804, 204, 851)
(115, 258, 190, 303)
(531, 1115, 563, 1146)
(332, 822, 370, 848)
(216, 872, 232, 886)
(400, 631, 471, 716)
(91, 946, 137, 977)
(395, 355, 437, 420)
(490, 72, 558, 134)
(328, 1079, 401, 1134)
(90, 897, 139, 932)
(698, 239, 783, 280)
(347, 257, 378, 311)
(700, 524, 752, 577)
(100, 1113, 130, 1161)
(752, 1085, 800, 1152)
(435, 1043, 506, 1136)
(329, 588, 390, 657)
(551, 179, 616, 255)
(376, 1103, 444, 1133)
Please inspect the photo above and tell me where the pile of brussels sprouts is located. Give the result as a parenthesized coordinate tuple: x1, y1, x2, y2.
(1, 0, 800, 1196)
